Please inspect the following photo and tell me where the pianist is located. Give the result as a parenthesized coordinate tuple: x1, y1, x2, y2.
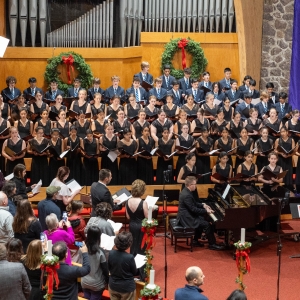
(176, 176, 224, 250)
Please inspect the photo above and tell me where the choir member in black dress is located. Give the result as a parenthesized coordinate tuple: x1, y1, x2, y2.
(0, 94, 11, 120)
(27, 126, 50, 186)
(14, 108, 33, 140)
(285, 109, 300, 143)
(48, 128, 65, 181)
(117, 128, 138, 185)
(235, 128, 254, 169)
(214, 127, 236, 166)
(236, 150, 258, 186)
(69, 89, 92, 115)
(211, 152, 233, 193)
(2, 127, 26, 174)
(201, 93, 218, 123)
(150, 109, 173, 142)
(190, 108, 210, 138)
(81, 129, 99, 186)
(64, 125, 84, 185)
(99, 123, 119, 185)
(227, 111, 244, 139)
(49, 94, 67, 116)
(11, 94, 28, 122)
(33, 110, 52, 137)
(132, 109, 150, 139)
(74, 111, 91, 139)
(106, 95, 123, 121)
(30, 91, 48, 122)
(195, 127, 213, 184)
(0, 110, 10, 173)
(91, 92, 106, 118)
(175, 123, 194, 176)
(144, 96, 159, 123)
(274, 126, 295, 188)
(222, 98, 234, 121)
(91, 109, 107, 139)
(254, 127, 274, 172)
(54, 109, 71, 139)
(210, 108, 228, 143)
(294, 139, 300, 192)
(174, 109, 191, 135)
(155, 127, 176, 184)
(244, 108, 262, 141)
(162, 94, 180, 119)
(114, 109, 133, 139)
(124, 94, 142, 121)
(263, 107, 282, 141)
(181, 94, 199, 117)
(137, 127, 154, 184)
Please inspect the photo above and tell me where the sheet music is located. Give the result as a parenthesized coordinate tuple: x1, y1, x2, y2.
(209, 149, 219, 155)
(100, 233, 115, 250)
(107, 219, 123, 232)
(222, 184, 231, 199)
(4, 173, 14, 180)
(60, 149, 70, 159)
(116, 193, 131, 204)
(135, 254, 147, 268)
(32, 179, 42, 194)
(66, 179, 82, 193)
(251, 98, 260, 106)
(145, 196, 159, 208)
(107, 150, 118, 162)
(213, 99, 221, 106)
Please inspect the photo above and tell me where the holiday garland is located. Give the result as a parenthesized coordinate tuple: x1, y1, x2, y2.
(161, 37, 208, 79)
(44, 51, 93, 95)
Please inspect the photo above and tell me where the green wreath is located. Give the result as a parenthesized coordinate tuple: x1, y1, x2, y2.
(44, 51, 93, 95)
(161, 37, 208, 79)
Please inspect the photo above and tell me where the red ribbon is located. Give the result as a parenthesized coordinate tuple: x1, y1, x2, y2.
(177, 38, 189, 69)
(142, 295, 159, 300)
(62, 54, 74, 84)
(235, 249, 251, 273)
(141, 226, 157, 250)
(41, 263, 60, 295)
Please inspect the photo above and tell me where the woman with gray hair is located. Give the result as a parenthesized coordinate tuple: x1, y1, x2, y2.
(44, 213, 75, 265)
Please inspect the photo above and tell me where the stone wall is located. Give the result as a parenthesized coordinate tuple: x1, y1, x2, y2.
(260, 0, 294, 92)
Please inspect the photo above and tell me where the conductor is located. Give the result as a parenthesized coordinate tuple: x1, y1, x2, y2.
(176, 176, 224, 250)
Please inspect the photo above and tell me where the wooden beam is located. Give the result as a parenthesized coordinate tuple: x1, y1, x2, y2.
(0, 0, 6, 36)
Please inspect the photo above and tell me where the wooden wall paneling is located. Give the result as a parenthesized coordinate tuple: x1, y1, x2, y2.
(0, 0, 5, 36)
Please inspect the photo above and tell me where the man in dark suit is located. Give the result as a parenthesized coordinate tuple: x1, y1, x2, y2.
(87, 77, 105, 102)
(218, 67, 232, 90)
(274, 92, 292, 121)
(266, 82, 279, 105)
(1, 76, 21, 103)
(186, 79, 205, 104)
(90, 169, 121, 217)
(199, 71, 213, 91)
(255, 91, 273, 119)
(160, 64, 175, 91)
(125, 77, 148, 103)
(242, 79, 260, 99)
(235, 93, 254, 121)
(23, 77, 43, 100)
(225, 80, 242, 103)
(134, 61, 154, 85)
(148, 77, 168, 106)
(67, 78, 83, 97)
(170, 80, 184, 106)
(176, 176, 224, 250)
(104, 75, 125, 103)
(178, 67, 192, 96)
(52, 241, 91, 300)
(45, 80, 64, 100)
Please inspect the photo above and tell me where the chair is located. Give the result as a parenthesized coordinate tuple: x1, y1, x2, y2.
(169, 218, 195, 253)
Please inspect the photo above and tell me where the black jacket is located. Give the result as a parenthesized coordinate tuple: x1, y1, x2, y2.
(11, 176, 32, 199)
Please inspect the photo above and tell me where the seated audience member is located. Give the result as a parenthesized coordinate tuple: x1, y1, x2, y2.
(0, 191, 14, 244)
(44, 213, 75, 265)
(226, 289, 247, 300)
(176, 176, 224, 250)
(2, 181, 17, 216)
(6, 237, 23, 262)
(82, 226, 109, 300)
(175, 266, 208, 300)
(52, 241, 90, 300)
(37, 186, 62, 231)
(21, 240, 44, 300)
(108, 232, 137, 300)
(13, 199, 42, 253)
(0, 243, 31, 299)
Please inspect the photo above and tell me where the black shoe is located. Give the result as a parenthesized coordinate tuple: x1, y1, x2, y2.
(208, 243, 225, 250)
(192, 240, 205, 247)
(200, 234, 207, 241)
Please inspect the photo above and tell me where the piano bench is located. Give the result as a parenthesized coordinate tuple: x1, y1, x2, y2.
(169, 218, 195, 253)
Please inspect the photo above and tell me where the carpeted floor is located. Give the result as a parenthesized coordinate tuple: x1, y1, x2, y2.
(151, 220, 300, 300)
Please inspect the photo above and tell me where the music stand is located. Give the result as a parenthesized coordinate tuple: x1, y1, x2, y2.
(289, 203, 300, 258)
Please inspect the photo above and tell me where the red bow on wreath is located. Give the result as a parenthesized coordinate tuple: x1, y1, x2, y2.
(41, 263, 60, 295)
(178, 38, 189, 69)
(142, 295, 159, 300)
(141, 227, 156, 250)
(235, 249, 251, 273)
(62, 54, 74, 84)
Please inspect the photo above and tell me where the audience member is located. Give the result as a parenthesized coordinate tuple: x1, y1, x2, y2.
(21, 240, 44, 300)
(81, 226, 109, 300)
(0, 191, 14, 243)
(2, 180, 17, 216)
(44, 213, 75, 265)
(0, 243, 31, 299)
(6, 237, 23, 262)
(226, 290, 247, 300)
(37, 186, 62, 231)
(174, 266, 208, 300)
(52, 241, 90, 300)
(13, 199, 42, 252)
(108, 231, 137, 300)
